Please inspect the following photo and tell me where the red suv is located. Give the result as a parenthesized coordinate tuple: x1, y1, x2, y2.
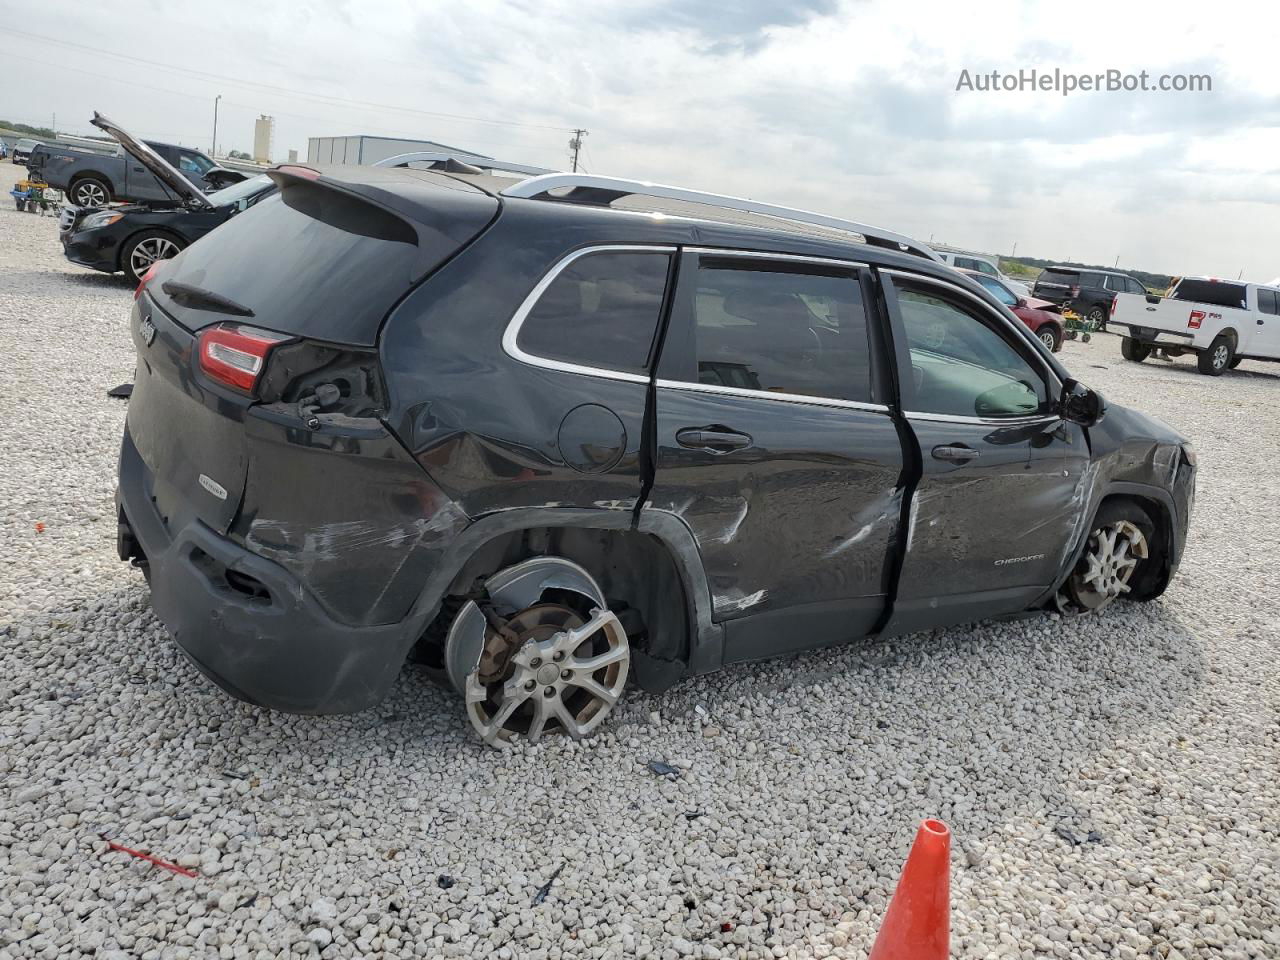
(960, 268, 1065, 351)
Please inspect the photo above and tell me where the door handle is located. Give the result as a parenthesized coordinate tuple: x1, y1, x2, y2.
(676, 427, 752, 453)
(932, 443, 980, 462)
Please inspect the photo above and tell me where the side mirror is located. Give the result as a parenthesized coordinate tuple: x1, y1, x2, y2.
(1016, 297, 1028, 309)
(1059, 378, 1105, 427)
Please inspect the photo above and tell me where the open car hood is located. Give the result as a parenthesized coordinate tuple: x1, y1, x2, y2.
(91, 111, 213, 210)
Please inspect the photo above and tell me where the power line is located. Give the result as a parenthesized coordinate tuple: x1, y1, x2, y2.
(0, 27, 579, 134)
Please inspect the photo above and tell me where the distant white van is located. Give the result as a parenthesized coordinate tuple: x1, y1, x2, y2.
(936, 251, 1030, 298)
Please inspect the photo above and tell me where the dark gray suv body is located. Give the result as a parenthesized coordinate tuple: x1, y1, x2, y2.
(115, 163, 1195, 746)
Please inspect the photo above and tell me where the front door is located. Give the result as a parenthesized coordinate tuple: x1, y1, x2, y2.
(645, 249, 905, 662)
(879, 271, 1089, 635)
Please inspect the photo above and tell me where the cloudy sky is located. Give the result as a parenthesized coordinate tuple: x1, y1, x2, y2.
(6, 0, 1279, 279)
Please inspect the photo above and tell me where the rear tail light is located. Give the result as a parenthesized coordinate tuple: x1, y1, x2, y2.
(198, 324, 291, 393)
(134, 263, 160, 301)
(1069, 285, 1080, 298)
(1188, 310, 1205, 330)
(1110, 295, 1118, 315)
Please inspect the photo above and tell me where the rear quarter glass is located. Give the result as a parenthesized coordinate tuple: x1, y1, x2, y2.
(1037, 269, 1078, 285)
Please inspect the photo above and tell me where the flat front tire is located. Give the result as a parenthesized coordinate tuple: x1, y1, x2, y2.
(1058, 501, 1155, 615)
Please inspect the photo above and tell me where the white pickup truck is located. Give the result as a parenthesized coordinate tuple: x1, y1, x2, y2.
(1111, 276, 1280, 375)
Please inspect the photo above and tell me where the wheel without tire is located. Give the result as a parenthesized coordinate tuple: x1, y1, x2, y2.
(1121, 337, 1150, 362)
(1057, 501, 1154, 615)
(121, 231, 184, 283)
(1038, 325, 1062, 352)
(1197, 335, 1234, 376)
(446, 557, 630, 748)
(70, 176, 111, 207)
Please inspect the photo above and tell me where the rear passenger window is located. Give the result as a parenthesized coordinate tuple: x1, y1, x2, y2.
(1259, 289, 1279, 315)
(517, 251, 671, 375)
(688, 262, 872, 403)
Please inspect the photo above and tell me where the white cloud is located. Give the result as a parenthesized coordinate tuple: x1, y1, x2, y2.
(5, 0, 1280, 278)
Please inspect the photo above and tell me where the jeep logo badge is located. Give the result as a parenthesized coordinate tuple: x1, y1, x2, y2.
(198, 474, 228, 500)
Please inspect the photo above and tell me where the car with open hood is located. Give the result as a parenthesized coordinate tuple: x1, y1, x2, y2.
(114, 163, 1196, 748)
(60, 172, 277, 283)
(27, 112, 247, 207)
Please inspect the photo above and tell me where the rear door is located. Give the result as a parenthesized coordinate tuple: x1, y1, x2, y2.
(878, 270, 1089, 635)
(647, 249, 905, 661)
(1253, 287, 1280, 358)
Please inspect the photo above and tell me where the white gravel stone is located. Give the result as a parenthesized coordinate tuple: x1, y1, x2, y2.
(1, 206, 1279, 959)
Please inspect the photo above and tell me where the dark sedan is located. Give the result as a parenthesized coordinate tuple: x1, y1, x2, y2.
(60, 174, 276, 284)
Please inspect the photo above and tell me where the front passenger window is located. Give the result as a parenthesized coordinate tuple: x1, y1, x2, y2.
(896, 286, 1049, 419)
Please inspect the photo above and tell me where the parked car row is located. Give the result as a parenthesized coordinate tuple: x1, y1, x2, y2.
(102, 127, 1195, 746)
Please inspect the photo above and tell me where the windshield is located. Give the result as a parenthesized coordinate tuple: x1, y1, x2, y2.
(207, 174, 273, 207)
(1171, 278, 1248, 310)
(972, 274, 1018, 306)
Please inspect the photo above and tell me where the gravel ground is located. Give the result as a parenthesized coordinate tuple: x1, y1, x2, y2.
(1, 205, 1278, 960)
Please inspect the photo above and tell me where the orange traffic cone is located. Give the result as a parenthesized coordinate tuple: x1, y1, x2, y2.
(868, 818, 951, 960)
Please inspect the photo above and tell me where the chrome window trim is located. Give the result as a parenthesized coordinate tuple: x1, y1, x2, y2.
(904, 411, 1058, 426)
(879, 266, 1063, 407)
(502, 244, 678, 385)
(688, 247, 870, 271)
(655, 378, 890, 414)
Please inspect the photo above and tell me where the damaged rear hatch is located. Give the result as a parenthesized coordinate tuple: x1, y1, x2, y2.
(127, 165, 498, 618)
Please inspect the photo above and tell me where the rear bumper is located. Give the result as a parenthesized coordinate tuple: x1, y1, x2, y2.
(116, 427, 419, 713)
(1120, 324, 1198, 347)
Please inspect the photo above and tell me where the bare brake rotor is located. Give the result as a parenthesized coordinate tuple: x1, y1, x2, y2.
(465, 602, 630, 748)
(1057, 519, 1148, 615)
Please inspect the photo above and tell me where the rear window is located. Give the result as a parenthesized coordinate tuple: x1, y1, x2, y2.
(516, 251, 671, 374)
(1171, 279, 1249, 310)
(159, 182, 421, 343)
(1037, 269, 1079, 286)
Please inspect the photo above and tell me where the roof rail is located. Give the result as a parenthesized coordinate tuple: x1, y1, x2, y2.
(501, 173, 940, 262)
(375, 151, 556, 176)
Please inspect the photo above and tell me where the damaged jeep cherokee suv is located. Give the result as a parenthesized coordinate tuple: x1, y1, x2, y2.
(116, 163, 1196, 746)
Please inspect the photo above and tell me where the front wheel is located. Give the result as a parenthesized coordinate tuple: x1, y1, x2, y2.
(121, 231, 185, 284)
(1057, 501, 1155, 615)
(1197, 335, 1234, 376)
(69, 176, 111, 208)
(1121, 337, 1151, 362)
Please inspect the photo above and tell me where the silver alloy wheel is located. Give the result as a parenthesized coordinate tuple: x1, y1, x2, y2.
(1212, 343, 1229, 370)
(464, 604, 629, 747)
(1059, 519, 1149, 614)
(129, 236, 180, 281)
(73, 180, 108, 207)
(1039, 328, 1057, 350)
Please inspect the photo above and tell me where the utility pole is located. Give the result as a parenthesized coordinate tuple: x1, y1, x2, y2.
(1114, 254, 1120, 268)
(1012, 241, 1018, 258)
(212, 95, 222, 157)
(568, 128, 587, 172)
(52, 113, 56, 135)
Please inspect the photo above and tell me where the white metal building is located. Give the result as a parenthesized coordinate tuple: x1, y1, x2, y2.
(253, 116, 275, 164)
(306, 135, 490, 167)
